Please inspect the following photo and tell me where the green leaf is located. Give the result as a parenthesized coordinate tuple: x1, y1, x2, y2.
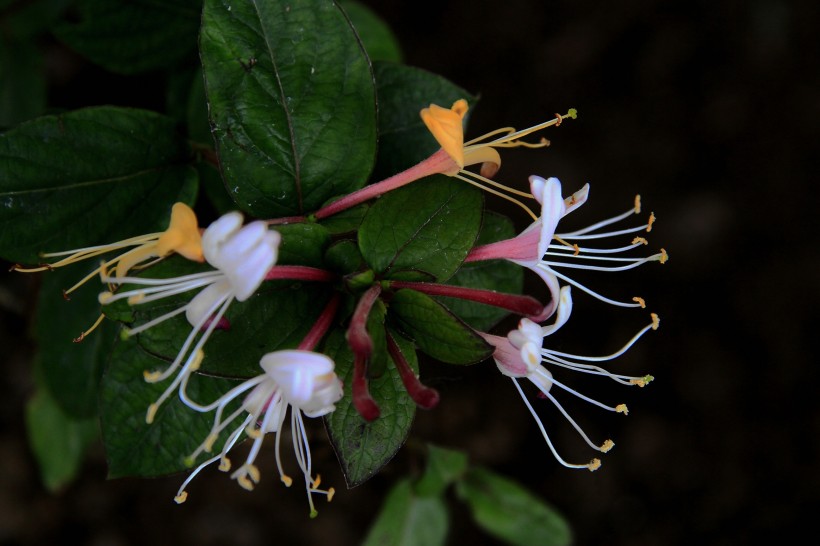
(0, 107, 198, 264)
(54, 0, 200, 74)
(25, 387, 98, 491)
(455, 467, 572, 546)
(201, 0, 377, 217)
(341, 1, 402, 63)
(372, 62, 474, 180)
(358, 176, 482, 281)
(0, 40, 46, 127)
(362, 479, 448, 546)
(324, 239, 364, 276)
(438, 212, 524, 330)
(318, 202, 369, 235)
(414, 444, 469, 498)
(388, 289, 492, 365)
(35, 264, 119, 417)
(275, 222, 330, 267)
(100, 337, 241, 478)
(325, 328, 417, 487)
(104, 255, 335, 379)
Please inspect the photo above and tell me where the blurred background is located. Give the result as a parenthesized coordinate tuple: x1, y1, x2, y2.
(1, 0, 817, 544)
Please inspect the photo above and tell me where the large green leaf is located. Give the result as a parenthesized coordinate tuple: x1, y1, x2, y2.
(0, 107, 198, 263)
(362, 479, 448, 546)
(200, 0, 377, 217)
(340, 1, 402, 63)
(358, 176, 483, 281)
(35, 264, 119, 417)
(100, 337, 241, 478)
(372, 62, 474, 180)
(437, 212, 524, 331)
(54, 0, 200, 74)
(325, 328, 417, 487)
(387, 289, 492, 365)
(455, 467, 572, 546)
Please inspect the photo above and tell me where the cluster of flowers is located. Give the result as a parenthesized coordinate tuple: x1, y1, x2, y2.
(16, 99, 666, 514)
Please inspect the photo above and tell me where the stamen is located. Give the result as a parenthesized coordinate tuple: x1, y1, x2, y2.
(511, 378, 591, 470)
(544, 268, 645, 308)
(587, 458, 602, 471)
(616, 404, 629, 415)
(73, 313, 105, 343)
(600, 439, 615, 453)
(651, 313, 660, 330)
(632, 297, 646, 308)
(646, 212, 656, 232)
(544, 390, 608, 452)
(659, 248, 668, 264)
(632, 237, 648, 245)
(453, 173, 538, 221)
(634, 195, 641, 214)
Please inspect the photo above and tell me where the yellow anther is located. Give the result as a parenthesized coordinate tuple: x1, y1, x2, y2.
(646, 212, 656, 232)
(587, 458, 602, 471)
(632, 236, 648, 245)
(281, 474, 293, 487)
(600, 439, 615, 453)
(631, 374, 654, 388)
(659, 248, 668, 264)
(651, 313, 660, 330)
(245, 427, 263, 439)
(237, 475, 255, 491)
(632, 296, 646, 309)
(127, 293, 146, 305)
(616, 404, 629, 415)
(143, 370, 162, 383)
(313, 475, 322, 488)
(98, 292, 114, 304)
(146, 403, 158, 424)
(218, 457, 231, 472)
(174, 491, 188, 504)
(327, 487, 336, 502)
(247, 464, 261, 483)
(203, 433, 218, 453)
(190, 349, 205, 372)
(634, 194, 642, 214)
(573, 243, 580, 256)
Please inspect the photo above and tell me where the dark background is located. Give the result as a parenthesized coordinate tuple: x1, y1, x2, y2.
(1, 0, 817, 544)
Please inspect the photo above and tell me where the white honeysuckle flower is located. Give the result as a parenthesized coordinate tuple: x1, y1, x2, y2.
(174, 350, 343, 518)
(466, 176, 666, 321)
(482, 286, 658, 472)
(97, 211, 281, 424)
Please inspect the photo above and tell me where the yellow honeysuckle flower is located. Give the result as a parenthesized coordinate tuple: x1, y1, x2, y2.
(13, 202, 204, 297)
(420, 99, 577, 219)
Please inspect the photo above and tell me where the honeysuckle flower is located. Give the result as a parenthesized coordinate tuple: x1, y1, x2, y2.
(480, 286, 658, 471)
(466, 176, 667, 321)
(98, 211, 281, 423)
(312, 100, 574, 221)
(174, 350, 343, 517)
(12, 202, 204, 297)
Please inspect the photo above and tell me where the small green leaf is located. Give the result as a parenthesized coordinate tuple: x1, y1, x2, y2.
(100, 337, 241, 478)
(201, 0, 377, 217)
(275, 223, 330, 267)
(455, 467, 572, 546)
(388, 289, 492, 365)
(0, 107, 198, 264)
(362, 479, 448, 546)
(341, 1, 402, 63)
(35, 264, 119, 418)
(25, 387, 98, 492)
(325, 328, 416, 487)
(324, 239, 364, 275)
(372, 62, 474, 180)
(358, 176, 483, 281)
(54, 0, 200, 74)
(438, 212, 524, 330)
(318, 202, 369, 235)
(414, 444, 469, 498)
